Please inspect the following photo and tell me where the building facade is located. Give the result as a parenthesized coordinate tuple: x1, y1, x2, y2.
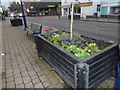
(101, 0, 120, 15)
(24, 0, 61, 16)
(61, 0, 120, 18)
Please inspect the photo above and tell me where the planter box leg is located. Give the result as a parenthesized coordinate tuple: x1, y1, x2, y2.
(34, 36, 42, 57)
(77, 63, 89, 89)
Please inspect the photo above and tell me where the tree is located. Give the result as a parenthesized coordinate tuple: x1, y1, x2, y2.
(8, 2, 21, 13)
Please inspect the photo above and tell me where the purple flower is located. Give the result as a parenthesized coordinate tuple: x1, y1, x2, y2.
(45, 34, 51, 37)
(47, 34, 51, 35)
(69, 41, 74, 44)
(64, 42, 66, 44)
(62, 38, 65, 41)
(65, 39, 69, 42)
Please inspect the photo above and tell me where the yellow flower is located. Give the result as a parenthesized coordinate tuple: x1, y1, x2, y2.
(89, 44, 92, 46)
(55, 34, 60, 37)
(88, 49, 92, 52)
(93, 43, 96, 46)
(88, 43, 97, 46)
(52, 34, 60, 38)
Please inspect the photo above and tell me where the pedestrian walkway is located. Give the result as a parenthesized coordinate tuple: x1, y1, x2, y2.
(0, 19, 2, 90)
(1, 19, 116, 89)
(60, 16, 119, 23)
(1, 19, 68, 88)
(80, 17, 119, 23)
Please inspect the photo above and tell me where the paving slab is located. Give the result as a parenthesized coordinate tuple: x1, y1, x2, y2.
(1, 19, 68, 89)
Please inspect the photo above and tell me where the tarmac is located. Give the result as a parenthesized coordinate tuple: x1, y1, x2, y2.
(0, 18, 116, 89)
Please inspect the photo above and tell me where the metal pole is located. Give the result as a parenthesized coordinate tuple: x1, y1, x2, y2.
(115, 44, 120, 89)
(70, 3, 74, 40)
(20, 0, 28, 30)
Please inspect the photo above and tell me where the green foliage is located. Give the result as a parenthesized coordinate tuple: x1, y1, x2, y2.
(65, 42, 71, 46)
(47, 34, 62, 45)
(8, 2, 21, 13)
(66, 45, 82, 53)
(75, 51, 90, 59)
(44, 30, 54, 35)
(74, 48, 83, 53)
(75, 41, 81, 44)
(51, 36, 62, 42)
(44, 31, 101, 60)
(66, 45, 77, 53)
(61, 42, 67, 48)
(66, 45, 90, 59)
(85, 43, 99, 52)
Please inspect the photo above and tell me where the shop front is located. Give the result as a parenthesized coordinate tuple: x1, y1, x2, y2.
(40, 6, 57, 16)
(62, 4, 81, 19)
(25, 2, 61, 16)
(74, 4, 81, 19)
(110, 6, 120, 14)
(101, 1, 120, 15)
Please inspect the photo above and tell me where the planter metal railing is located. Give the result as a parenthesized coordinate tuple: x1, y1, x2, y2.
(10, 18, 23, 26)
(26, 22, 58, 35)
(34, 29, 118, 88)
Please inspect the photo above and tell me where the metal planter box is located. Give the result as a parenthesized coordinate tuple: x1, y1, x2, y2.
(10, 19, 23, 26)
(34, 35, 118, 88)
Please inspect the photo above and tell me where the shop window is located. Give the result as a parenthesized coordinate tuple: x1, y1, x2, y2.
(97, 5, 101, 11)
(74, 6, 81, 13)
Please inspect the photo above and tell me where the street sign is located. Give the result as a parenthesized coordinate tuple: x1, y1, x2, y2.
(79, 2, 92, 6)
(47, 5, 56, 8)
(58, 5, 62, 7)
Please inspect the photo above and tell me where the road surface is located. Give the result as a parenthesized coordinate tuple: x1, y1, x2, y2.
(27, 16, 119, 43)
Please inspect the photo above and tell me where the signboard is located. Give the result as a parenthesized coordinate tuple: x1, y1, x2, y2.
(79, 2, 92, 6)
(58, 5, 62, 7)
(47, 5, 56, 8)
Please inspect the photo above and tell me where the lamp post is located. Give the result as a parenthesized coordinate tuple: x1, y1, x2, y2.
(20, 0, 28, 30)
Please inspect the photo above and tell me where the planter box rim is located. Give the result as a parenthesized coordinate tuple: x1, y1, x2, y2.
(37, 34, 118, 63)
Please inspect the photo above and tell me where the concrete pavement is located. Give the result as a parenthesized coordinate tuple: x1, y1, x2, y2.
(80, 17, 119, 23)
(1, 19, 116, 89)
(0, 18, 2, 90)
(1, 19, 67, 89)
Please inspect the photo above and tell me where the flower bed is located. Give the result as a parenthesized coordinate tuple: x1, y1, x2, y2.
(43, 30, 111, 60)
(35, 30, 118, 88)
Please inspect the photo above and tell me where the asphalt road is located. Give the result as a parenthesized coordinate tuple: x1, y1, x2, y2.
(26, 16, 119, 43)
